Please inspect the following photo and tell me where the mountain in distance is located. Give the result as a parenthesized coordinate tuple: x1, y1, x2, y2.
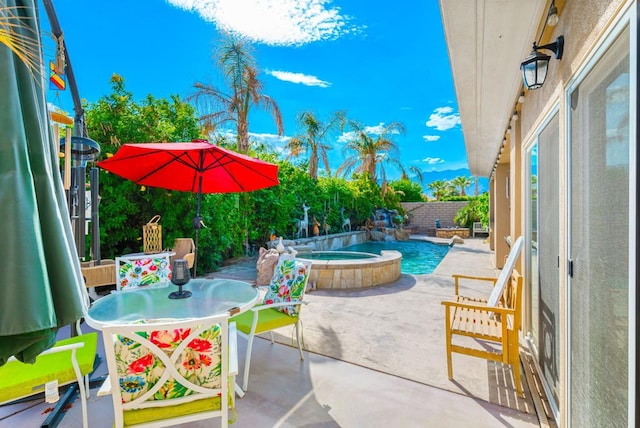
(413, 168, 489, 197)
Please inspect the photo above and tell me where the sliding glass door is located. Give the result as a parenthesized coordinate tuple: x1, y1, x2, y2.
(568, 23, 630, 427)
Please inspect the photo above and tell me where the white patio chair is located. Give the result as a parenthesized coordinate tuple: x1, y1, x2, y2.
(472, 221, 489, 237)
(101, 313, 236, 427)
(115, 253, 172, 291)
(231, 256, 312, 392)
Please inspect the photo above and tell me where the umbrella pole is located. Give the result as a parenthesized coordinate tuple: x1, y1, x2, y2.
(192, 177, 204, 277)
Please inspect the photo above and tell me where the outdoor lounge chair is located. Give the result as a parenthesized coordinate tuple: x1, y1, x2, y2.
(101, 314, 237, 427)
(230, 256, 312, 393)
(0, 332, 98, 428)
(441, 236, 524, 395)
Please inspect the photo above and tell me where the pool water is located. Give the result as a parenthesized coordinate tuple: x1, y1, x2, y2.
(340, 240, 450, 275)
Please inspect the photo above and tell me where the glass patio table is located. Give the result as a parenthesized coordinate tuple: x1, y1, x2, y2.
(85, 278, 260, 329)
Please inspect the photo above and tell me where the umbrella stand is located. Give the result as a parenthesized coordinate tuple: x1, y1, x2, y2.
(192, 176, 204, 278)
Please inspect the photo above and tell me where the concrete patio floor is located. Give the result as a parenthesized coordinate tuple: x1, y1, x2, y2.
(0, 236, 545, 427)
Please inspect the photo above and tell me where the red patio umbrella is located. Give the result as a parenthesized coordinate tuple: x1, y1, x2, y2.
(97, 141, 279, 276)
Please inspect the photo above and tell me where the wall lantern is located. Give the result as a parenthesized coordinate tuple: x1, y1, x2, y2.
(547, 0, 559, 27)
(520, 36, 564, 90)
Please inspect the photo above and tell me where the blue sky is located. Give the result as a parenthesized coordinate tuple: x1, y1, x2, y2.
(41, 0, 467, 180)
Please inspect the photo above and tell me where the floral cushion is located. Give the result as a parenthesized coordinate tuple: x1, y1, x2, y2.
(118, 256, 171, 290)
(113, 323, 222, 404)
(263, 256, 310, 316)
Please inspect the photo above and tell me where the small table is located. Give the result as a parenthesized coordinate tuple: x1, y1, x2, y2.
(85, 278, 260, 329)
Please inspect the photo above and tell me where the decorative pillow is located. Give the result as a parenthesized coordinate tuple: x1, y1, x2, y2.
(262, 256, 310, 316)
(255, 247, 280, 286)
(118, 257, 171, 290)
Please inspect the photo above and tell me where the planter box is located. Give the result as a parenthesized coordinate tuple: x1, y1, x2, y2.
(436, 228, 470, 239)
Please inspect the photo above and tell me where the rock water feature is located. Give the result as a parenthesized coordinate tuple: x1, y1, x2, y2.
(370, 209, 410, 241)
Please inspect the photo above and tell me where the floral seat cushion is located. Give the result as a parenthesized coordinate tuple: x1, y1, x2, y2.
(263, 256, 310, 316)
(114, 322, 222, 403)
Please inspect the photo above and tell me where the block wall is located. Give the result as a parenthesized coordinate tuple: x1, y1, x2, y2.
(401, 202, 469, 236)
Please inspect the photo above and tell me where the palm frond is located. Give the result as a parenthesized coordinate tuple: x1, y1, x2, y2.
(0, 5, 41, 80)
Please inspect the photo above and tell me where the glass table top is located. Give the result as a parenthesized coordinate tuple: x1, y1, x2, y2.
(85, 278, 259, 329)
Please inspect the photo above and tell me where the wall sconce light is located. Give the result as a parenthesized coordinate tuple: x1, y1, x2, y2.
(520, 36, 564, 90)
(518, 91, 525, 103)
(512, 111, 519, 121)
(547, 1, 559, 27)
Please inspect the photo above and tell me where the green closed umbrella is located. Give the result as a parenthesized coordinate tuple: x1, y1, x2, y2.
(0, 0, 88, 365)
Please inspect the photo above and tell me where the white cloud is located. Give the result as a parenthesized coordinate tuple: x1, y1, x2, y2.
(337, 122, 399, 143)
(266, 70, 330, 87)
(166, 0, 362, 46)
(208, 129, 290, 154)
(422, 157, 445, 165)
(250, 132, 291, 155)
(426, 106, 460, 131)
(364, 123, 400, 135)
(423, 135, 440, 142)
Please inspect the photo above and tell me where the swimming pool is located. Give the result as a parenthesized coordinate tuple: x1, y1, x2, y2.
(340, 240, 450, 275)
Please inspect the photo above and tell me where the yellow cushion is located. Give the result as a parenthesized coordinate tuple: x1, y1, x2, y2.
(0, 332, 98, 403)
(231, 307, 298, 335)
(124, 396, 221, 426)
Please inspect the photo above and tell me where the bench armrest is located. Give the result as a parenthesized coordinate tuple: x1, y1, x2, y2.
(441, 299, 514, 316)
(451, 274, 498, 295)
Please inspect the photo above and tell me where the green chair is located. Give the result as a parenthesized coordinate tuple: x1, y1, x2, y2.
(0, 332, 98, 428)
(231, 256, 312, 392)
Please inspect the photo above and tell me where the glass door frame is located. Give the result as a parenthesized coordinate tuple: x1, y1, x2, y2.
(523, 105, 560, 420)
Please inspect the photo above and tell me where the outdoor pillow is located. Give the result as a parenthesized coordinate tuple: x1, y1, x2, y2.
(263, 255, 310, 316)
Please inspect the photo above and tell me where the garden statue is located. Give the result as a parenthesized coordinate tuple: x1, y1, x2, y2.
(340, 207, 351, 232)
(295, 204, 310, 238)
(312, 216, 320, 236)
(322, 214, 330, 235)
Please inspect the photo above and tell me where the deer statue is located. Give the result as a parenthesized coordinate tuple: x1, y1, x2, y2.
(340, 207, 351, 232)
(296, 204, 310, 238)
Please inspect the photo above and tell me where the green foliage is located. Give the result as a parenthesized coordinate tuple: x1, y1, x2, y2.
(388, 179, 426, 202)
(84, 75, 420, 275)
(453, 193, 489, 228)
(85, 75, 246, 272)
(441, 195, 474, 202)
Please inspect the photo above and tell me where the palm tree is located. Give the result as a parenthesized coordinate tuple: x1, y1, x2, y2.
(451, 175, 473, 196)
(286, 110, 345, 180)
(428, 179, 450, 201)
(337, 121, 407, 193)
(189, 36, 283, 153)
(401, 165, 424, 185)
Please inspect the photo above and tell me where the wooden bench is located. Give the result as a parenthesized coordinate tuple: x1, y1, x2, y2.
(442, 269, 524, 396)
(441, 235, 524, 396)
